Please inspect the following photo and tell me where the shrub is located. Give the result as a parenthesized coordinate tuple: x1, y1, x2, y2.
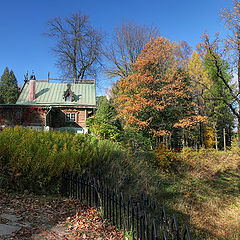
(153, 144, 179, 171)
(0, 126, 122, 193)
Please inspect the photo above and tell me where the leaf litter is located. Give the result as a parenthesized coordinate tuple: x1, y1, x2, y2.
(0, 191, 123, 239)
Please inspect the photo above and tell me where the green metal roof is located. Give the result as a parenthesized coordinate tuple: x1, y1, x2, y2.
(16, 81, 96, 107)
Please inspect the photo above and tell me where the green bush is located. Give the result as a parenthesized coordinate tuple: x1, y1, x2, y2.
(0, 126, 122, 193)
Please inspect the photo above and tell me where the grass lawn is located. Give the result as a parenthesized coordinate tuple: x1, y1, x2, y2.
(157, 149, 240, 240)
(101, 148, 240, 239)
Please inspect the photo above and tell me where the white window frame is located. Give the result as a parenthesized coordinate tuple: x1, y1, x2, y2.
(65, 113, 76, 122)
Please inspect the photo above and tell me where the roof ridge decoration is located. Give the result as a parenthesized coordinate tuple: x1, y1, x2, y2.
(63, 83, 75, 102)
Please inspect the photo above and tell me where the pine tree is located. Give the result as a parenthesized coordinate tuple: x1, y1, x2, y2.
(0, 67, 20, 104)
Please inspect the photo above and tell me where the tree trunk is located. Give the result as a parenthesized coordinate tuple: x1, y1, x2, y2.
(73, 62, 78, 83)
(237, 44, 240, 140)
(199, 122, 203, 147)
(182, 129, 185, 148)
(215, 127, 218, 151)
(237, 116, 240, 142)
(223, 128, 226, 151)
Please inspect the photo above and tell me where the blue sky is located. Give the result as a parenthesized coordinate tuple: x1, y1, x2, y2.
(0, 0, 233, 95)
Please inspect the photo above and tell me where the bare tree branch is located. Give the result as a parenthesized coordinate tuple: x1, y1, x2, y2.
(45, 11, 104, 81)
(104, 20, 160, 78)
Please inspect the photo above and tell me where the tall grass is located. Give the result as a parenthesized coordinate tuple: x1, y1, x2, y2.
(94, 146, 240, 240)
(0, 126, 123, 193)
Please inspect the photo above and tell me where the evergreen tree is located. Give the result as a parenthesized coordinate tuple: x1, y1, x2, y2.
(0, 67, 20, 104)
(87, 96, 121, 141)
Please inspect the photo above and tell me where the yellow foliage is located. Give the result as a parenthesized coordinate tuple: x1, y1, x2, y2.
(153, 144, 179, 171)
(188, 51, 213, 89)
(0, 126, 122, 193)
(203, 125, 215, 148)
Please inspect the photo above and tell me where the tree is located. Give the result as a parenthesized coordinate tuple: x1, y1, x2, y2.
(203, 53, 235, 148)
(0, 67, 20, 104)
(104, 20, 159, 78)
(212, 0, 240, 139)
(199, 33, 240, 139)
(46, 11, 104, 81)
(116, 37, 206, 144)
(188, 49, 235, 149)
(87, 96, 121, 141)
(220, 0, 240, 88)
(188, 51, 211, 146)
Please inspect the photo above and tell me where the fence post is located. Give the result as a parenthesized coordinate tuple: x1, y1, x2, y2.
(183, 225, 192, 240)
(70, 171, 74, 198)
(171, 214, 180, 240)
(161, 206, 169, 228)
(93, 178, 99, 208)
(97, 179, 102, 209)
(152, 219, 158, 240)
(106, 187, 109, 220)
(130, 198, 135, 239)
(137, 202, 142, 239)
(147, 194, 151, 208)
(102, 183, 106, 218)
(144, 211, 149, 240)
(109, 188, 112, 222)
(114, 190, 118, 227)
(112, 190, 115, 225)
(76, 173, 80, 199)
(121, 193, 126, 233)
(73, 173, 78, 199)
(61, 170, 68, 197)
(127, 197, 131, 231)
(86, 176, 90, 205)
(80, 175, 83, 202)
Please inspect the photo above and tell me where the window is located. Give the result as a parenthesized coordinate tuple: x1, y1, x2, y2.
(65, 113, 76, 122)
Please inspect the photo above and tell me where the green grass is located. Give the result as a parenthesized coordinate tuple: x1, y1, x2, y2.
(97, 148, 240, 240)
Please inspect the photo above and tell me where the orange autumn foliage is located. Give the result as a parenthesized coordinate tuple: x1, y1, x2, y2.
(116, 37, 206, 136)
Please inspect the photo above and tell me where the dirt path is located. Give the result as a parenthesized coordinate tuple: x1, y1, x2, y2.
(0, 191, 123, 239)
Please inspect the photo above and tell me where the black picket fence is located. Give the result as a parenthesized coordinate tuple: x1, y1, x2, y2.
(61, 171, 192, 240)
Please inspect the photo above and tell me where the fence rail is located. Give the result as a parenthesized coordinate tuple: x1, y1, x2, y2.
(61, 171, 192, 240)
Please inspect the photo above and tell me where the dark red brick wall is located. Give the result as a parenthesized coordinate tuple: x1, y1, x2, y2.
(0, 106, 94, 129)
(0, 106, 46, 127)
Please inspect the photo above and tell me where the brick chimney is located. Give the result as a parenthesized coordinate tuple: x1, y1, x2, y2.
(29, 79, 36, 101)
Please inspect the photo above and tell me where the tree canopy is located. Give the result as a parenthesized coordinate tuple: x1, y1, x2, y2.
(0, 67, 20, 104)
(87, 96, 121, 141)
(104, 20, 159, 79)
(46, 11, 104, 81)
(115, 37, 206, 139)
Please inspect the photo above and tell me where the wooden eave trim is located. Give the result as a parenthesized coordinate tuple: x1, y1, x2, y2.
(0, 104, 96, 109)
(51, 105, 96, 109)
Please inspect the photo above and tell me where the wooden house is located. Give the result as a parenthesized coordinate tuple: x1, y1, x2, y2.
(0, 75, 96, 133)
